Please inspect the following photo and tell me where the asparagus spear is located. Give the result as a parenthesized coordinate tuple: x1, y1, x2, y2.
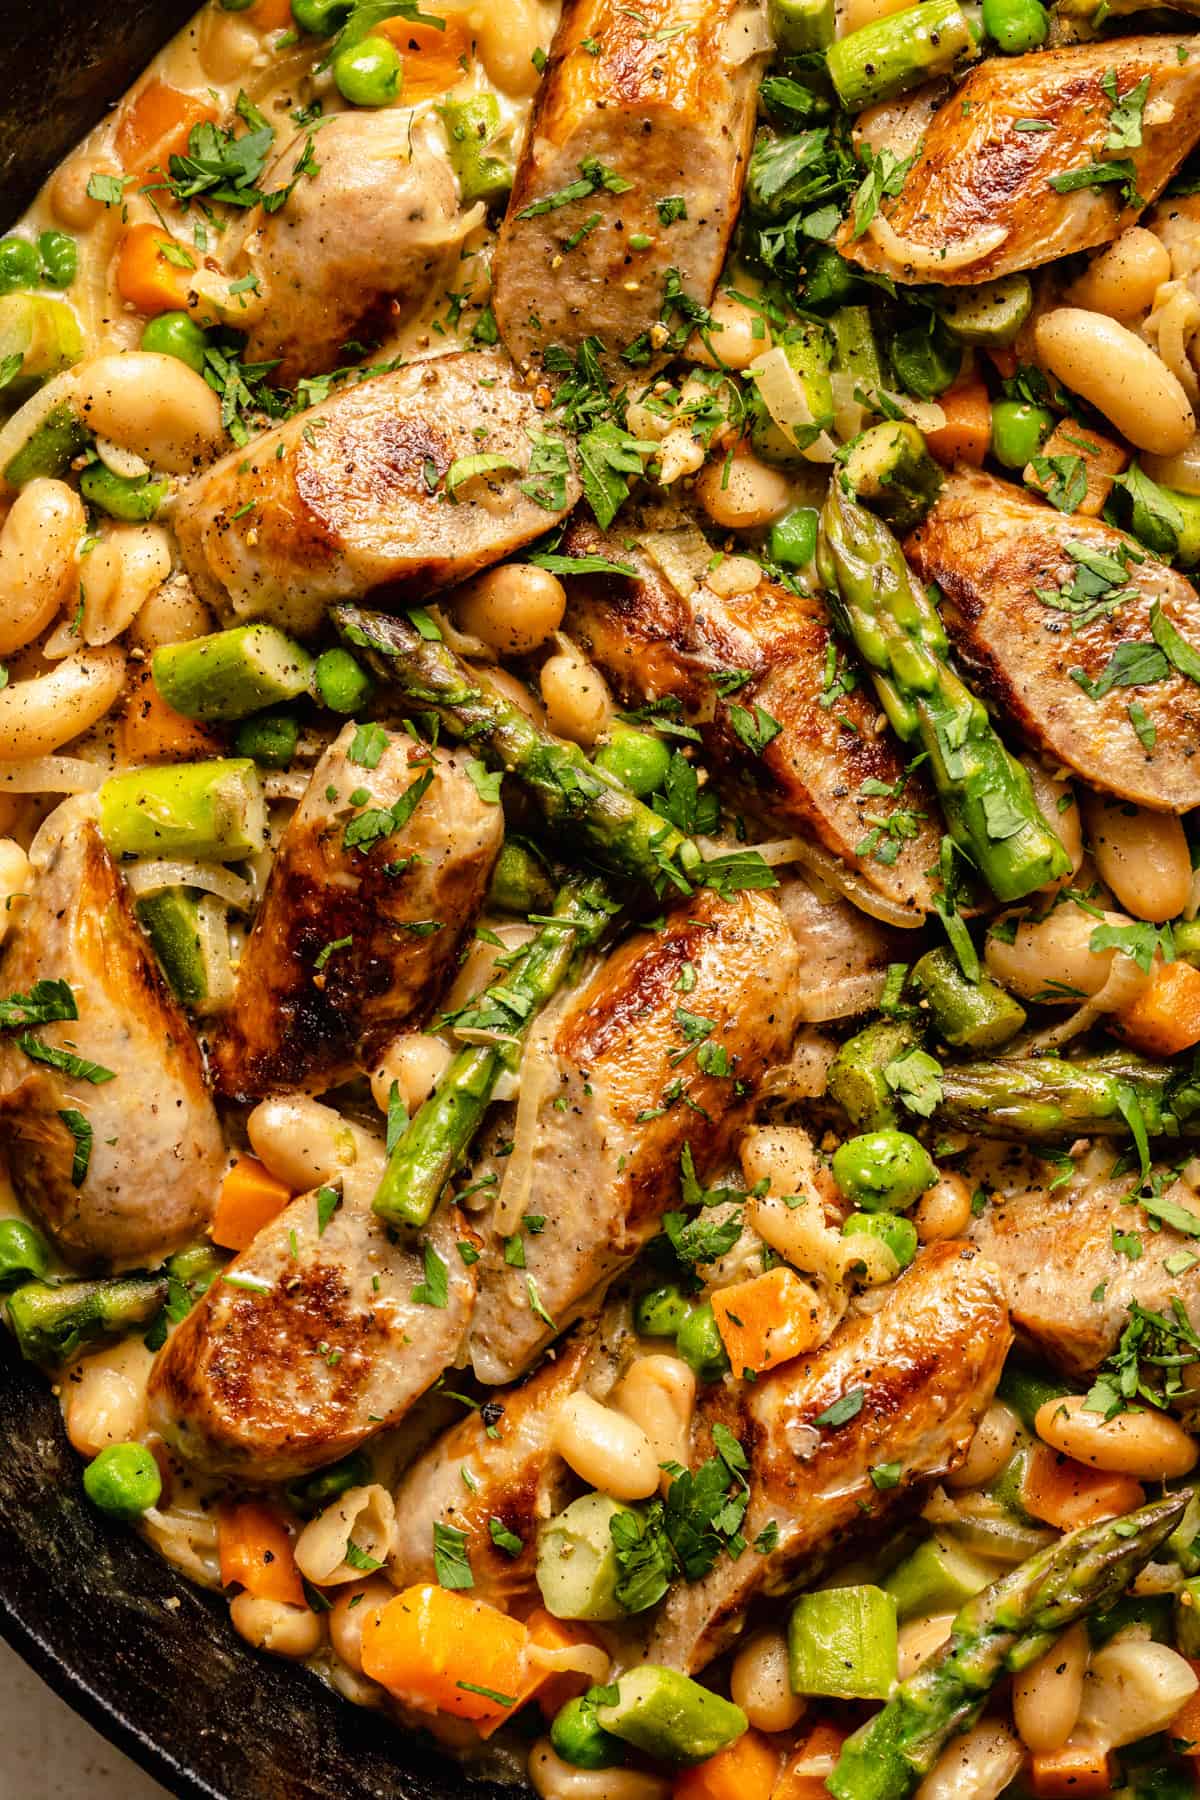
(817, 484, 1071, 903)
(332, 604, 700, 893)
(373, 873, 617, 1228)
(935, 1049, 1199, 1141)
(825, 0, 975, 112)
(829, 1492, 1190, 1800)
(151, 625, 314, 722)
(7, 1273, 168, 1364)
(97, 760, 266, 862)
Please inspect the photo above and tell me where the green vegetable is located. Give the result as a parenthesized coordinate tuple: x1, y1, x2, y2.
(827, 1019, 922, 1131)
(291, 0, 348, 31)
(1088, 1592, 1174, 1648)
(0, 293, 82, 390)
(788, 1585, 899, 1698)
(843, 1210, 917, 1270)
(1175, 1575, 1200, 1656)
(439, 96, 514, 206)
(981, 0, 1048, 52)
(333, 33, 402, 106)
(286, 1450, 372, 1516)
(989, 400, 1054, 471)
(82, 1442, 162, 1519)
(1167, 1489, 1200, 1575)
(818, 484, 1072, 902)
(313, 646, 372, 715)
(233, 707, 301, 769)
(97, 760, 266, 863)
(1110, 463, 1200, 570)
(747, 325, 834, 463)
(594, 1666, 747, 1765)
(488, 839, 555, 915)
(537, 1493, 636, 1622)
(594, 723, 671, 798)
(0, 237, 40, 294)
(844, 422, 944, 532)
(3, 401, 89, 486)
(635, 1283, 691, 1338)
(831, 303, 887, 391)
(912, 946, 1027, 1051)
(828, 1493, 1189, 1800)
(140, 310, 210, 375)
(7, 1272, 168, 1363)
(676, 1302, 731, 1383)
(935, 1049, 1200, 1142)
(164, 1242, 224, 1296)
(889, 320, 962, 401)
(769, 505, 819, 569)
(152, 625, 315, 722)
(827, 0, 975, 112)
(832, 1129, 937, 1212)
(550, 1694, 627, 1770)
(931, 275, 1033, 347)
(802, 245, 867, 313)
(80, 462, 168, 523)
(0, 1219, 50, 1289)
(770, 0, 835, 49)
(135, 887, 228, 1012)
(884, 1536, 995, 1621)
(37, 230, 77, 288)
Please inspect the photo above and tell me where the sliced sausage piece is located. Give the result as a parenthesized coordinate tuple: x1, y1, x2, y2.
(837, 38, 1200, 284)
(492, 0, 767, 371)
(466, 887, 801, 1385)
(643, 1243, 1010, 1672)
(148, 1171, 475, 1481)
(0, 811, 224, 1269)
(172, 352, 581, 634)
(564, 518, 940, 916)
(905, 468, 1200, 812)
(212, 732, 502, 1101)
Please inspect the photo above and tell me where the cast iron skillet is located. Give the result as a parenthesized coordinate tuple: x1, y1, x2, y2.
(0, 4, 510, 1794)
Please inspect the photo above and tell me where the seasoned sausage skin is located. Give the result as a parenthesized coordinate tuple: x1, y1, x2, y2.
(213, 733, 502, 1101)
(905, 468, 1200, 812)
(466, 888, 801, 1385)
(644, 1243, 1011, 1672)
(493, 0, 767, 371)
(837, 38, 1200, 284)
(0, 812, 224, 1269)
(172, 352, 581, 634)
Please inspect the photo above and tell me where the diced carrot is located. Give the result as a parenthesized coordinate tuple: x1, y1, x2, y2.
(210, 1155, 294, 1253)
(116, 222, 196, 316)
(377, 13, 472, 101)
(1171, 1657, 1200, 1755)
(1114, 958, 1200, 1056)
(361, 1584, 530, 1723)
(772, 1724, 848, 1800)
(246, 0, 293, 28)
(923, 375, 991, 468)
(117, 667, 221, 765)
(1023, 419, 1129, 517)
(217, 1501, 305, 1606)
(1028, 1742, 1114, 1797)
(115, 80, 219, 172)
(675, 1730, 780, 1800)
(711, 1267, 823, 1377)
(1020, 1442, 1144, 1533)
(986, 346, 1018, 381)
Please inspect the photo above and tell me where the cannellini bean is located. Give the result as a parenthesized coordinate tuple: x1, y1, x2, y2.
(1034, 1393, 1197, 1478)
(229, 1593, 326, 1659)
(370, 1033, 454, 1117)
(1077, 1639, 1199, 1749)
(89, 523, 172, 646)
(1081, 792, 1193, 923)
(914, 1174, 973, 1244)
(1035, 309, 1195, 456)
(51, 154, 120, 230)
(913, 1721, 1023, 1800)
(985, 901, 1125, 1003)
(295, 1485, 398, 1588)
(451, 564, 566, 655)
(740, 1124, 822, 1195)
(751, 1188, 840, 1282)
(0, 479, 85, 657)
(1066, 228, 1172, 323)
(1012, 1623, 1089, 1754)
(247, 1096, 386, 1206)
(688, 293, 767, 371)
(64, 1338, 154, 1457)
(1023, 760, 1083, 881)
(72, 353, 223, 474)
(197, 2, 261, 79)
(946, 1401, 1021, 1491)
(329, 1577, 394, 1674)
(0, 647, 125, 760)
(897, 1614, 955, 1681)
(840, 0, 913, 32)
(130, 576, 214, 651)
(528, 1741, 670, 1800)
(0, 838, 31, 944)
(731, 1630, 806, 1732)
(475, 662, 546, 725)
(540, 648, 613, 746)
(614, 1355, 696, 1493)
(696, 448, 793, 529)
(553, 1393, 659, 1501)
(469, 0, 546, 94)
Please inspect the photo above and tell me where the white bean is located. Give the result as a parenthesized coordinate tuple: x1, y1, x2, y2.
(475, 663, 546, 725)
(0, 647, 125, 759)
(1081, 792, 1193, 923)
(614, 1355, 696, 1493)
(229, 1593, 326, 1659)
(946, 1401, 1021, 1491)
(540, 648, 613, 747)
(1077, 1639, 1199, 1749)
(1035, 308, 1195, 456)
(897, 1613, 955, 1681)
(528, 1741, 670, 1800)
(553, 1393, 659, 1501)
(1034, 1393, 1197, 1478)
(295, 1485, 398, 1587)
(130, 576, 214, 651)
(64, 1338, 154, 1457)
(730, 1630, 806, 1732)
(687, 294, 768, 371)
(1012, 1623, 1089, 1754)
(914, 1174, 973, 1244)
(985, 901, 1124, 1002)
(469, 0, 547, 94)
(452, 564, 566, 655)
(84, 523, 172, 647)
(696, 448, 793, 530)
(197, 2, 261, 79)
(246, 1096, 386, 1206)
(740, 1124, 822, 1195)
(370, 1033, 453, 1117)
(72, 353, 223, 474)
(913, 1721, 1023, 1800)
(329, 1577, 394, 1674)
(1023, 760, 1083, 881)
(0, 479, 85, 657)
(0, 838, 31, 944)
(1066, 229, 1172, 323)
(51, 155, 120, 230)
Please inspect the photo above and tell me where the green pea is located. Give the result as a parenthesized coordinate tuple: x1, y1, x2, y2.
(234, 707, 302, 769)
(550, 1696, 625, 1770)
(286, 1449, 372, 1515)
(80, 463, 168, 523)
(140, 311, 210, 376)
(313, 647, 373, 714)
(831, 1129, 938, 1213)
(676, 1302, 731, 1384)
(0, 238, 41, 295)
(634, 1283, 690, 1339)
(37, 231, 77, 288)
(83, 1442, 163, 1519)
(291, 0, 350, 32)
(594, 723, 671, 798)
(769, 505, 819, 570)
(488, 839, 555, 915)
(989, 399, 1054, 471)
(333, 34, 402, 107)
(0, 1219, 50, 1290)
(842, 1210, 918, 1271)
(981, 0, 1048, 52)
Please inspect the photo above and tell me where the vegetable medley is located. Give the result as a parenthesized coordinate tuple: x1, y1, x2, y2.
(10, 0, 1200, 1793)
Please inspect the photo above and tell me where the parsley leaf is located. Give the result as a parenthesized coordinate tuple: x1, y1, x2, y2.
(17, 1035, 114, 1084)
(411, 1240, 449, 1308)
(1150, 601, 1200, 686)
(57, 1109, 93, 1186)
(610, 1504, 675, 1612)
(1103, 69, 1150, 152)
(516, 155, 633, 219)
(577, 421, 653, 529)
(813, 1386, 865, 1430)
(1048, 158, 1143, 209)
(0, 978, 77, 1029)
(315, 1185, 341, 1235)
(488, 1517, 524, 1558)
(432, 1520, 473, 1589)
(728, 703, 783, 756)
(465, 759, 504, 804)
(1070, 640, 1169, 701)
(883, 1048, 943, 1118)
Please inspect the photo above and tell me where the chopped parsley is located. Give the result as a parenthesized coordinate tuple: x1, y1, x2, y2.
(0, 978, 77, 1029)
(813, 1386, 866, 1430)
(316, 1185, 341, 1235)
(411, 1240, 450, 1308)
(488, 1517, 523, 1558)
(58, 1109, 93, 1186)
(433, 1520, 473, 1589)
(17, 1035, 114, 1085)
(515, 156, 633, 220)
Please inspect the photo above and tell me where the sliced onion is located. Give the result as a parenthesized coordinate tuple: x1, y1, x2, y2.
(1144, 432, 1200, 495)
(95, 435, 150, 481)
(741, 834, 927, 929)
(641, 522, 718, 599)
(867, 212, 1008, 273)
(1146, 285, 1200, 410)
(722, 3, 772, 62)
(1026, 950, 1150, 1050)
(194, 893, 234, 1015)
(831, 370, 868, 443)
(0, 755, 106, 793)
(121, 859, 253, 908)
(494, 1016, 558, 1235)
(527, 1641, 611, 1683)
(264, 770, 310, 801)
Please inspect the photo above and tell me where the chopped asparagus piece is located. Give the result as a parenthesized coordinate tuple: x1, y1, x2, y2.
(844, 422, 944, 532)
(152, 625, 314, 723)
(929, 275, 1032, 347)
(831, 304, 887, 392)
(3, 401, 88, 486)
(788, 1585, 899, 1699)
(996, 1361, 1072, 1432)
(7, 1273, 168, 1363)
(935, 1049, 1195, 1141)
(884, 1536, 995, 1621)
(1175, 1575, 1200, 1657)
(488, 839, 555, 915)
(97, 760, 266, 863)
(770, 0, 835, 50)
(439, 95, 514, 206)
(537, 1493, 636, 1622)
(0, 293, 82, 390)
(594, 1666, 747, 1765)
(80, 462, 168, 522)
(912, 946, 1026, 1051)
(826, 0, 976, 112)
(135, 886, 230, 1012)
(827, 1018, 922, 1131)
